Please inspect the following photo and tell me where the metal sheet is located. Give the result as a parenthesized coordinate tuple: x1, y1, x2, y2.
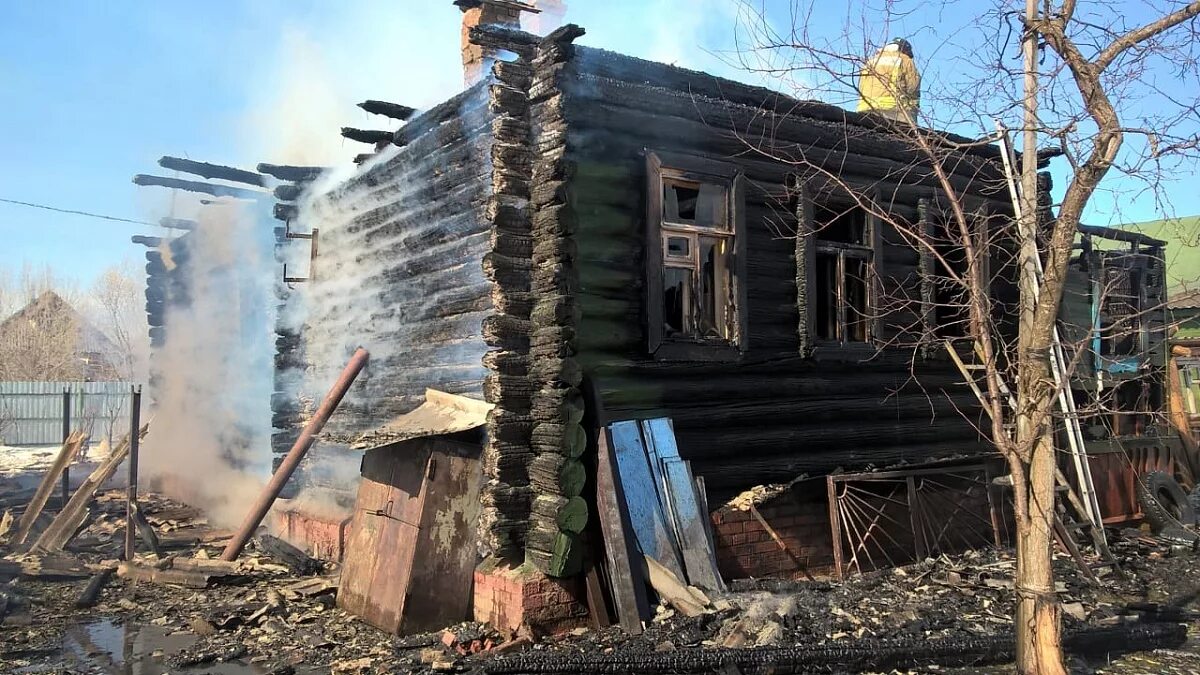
(350, 388, 492, 450)
(337, 443, 431, 633)
(404, 439, 483, 633)
(337, 437, 482, 635)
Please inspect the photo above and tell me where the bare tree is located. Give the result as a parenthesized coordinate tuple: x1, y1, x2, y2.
(90, 262, 149, 382)
(731, 1, 1200, 671)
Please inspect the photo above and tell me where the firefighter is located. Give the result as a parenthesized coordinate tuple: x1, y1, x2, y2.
(857, 38, 921, 121)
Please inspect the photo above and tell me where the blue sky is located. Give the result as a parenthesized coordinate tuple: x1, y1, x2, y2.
(1, 0, 1196, 289)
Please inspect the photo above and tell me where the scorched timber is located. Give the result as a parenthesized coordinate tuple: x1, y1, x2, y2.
(340, 127, 395, 145)
(358, 100, 417, 121)
(256, 163, 326, 183)
(157, 156, 268, 187)
(484, 623, 1186, 674)
(132, 175, 264, 200)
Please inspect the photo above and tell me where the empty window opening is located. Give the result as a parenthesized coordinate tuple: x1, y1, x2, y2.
(813, 203, 874, 344)
(933, 217, 970, 339)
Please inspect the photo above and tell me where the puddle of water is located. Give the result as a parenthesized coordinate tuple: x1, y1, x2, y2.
(46, 618, 270, 675)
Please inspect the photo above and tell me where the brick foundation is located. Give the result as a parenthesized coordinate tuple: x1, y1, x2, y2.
(711, 473, 1002, 580)
(269, 508, 351, 562)
(712, 492, 835, 580)
(472, 558, 589, 635)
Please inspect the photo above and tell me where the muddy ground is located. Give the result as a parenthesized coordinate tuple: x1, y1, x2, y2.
(4, 488, 1200, 674)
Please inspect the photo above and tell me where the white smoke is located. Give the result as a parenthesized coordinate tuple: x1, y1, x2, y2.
(142, 200, 276, 527)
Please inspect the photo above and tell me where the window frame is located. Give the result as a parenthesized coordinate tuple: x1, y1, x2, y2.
(795, 184, 882, 355)
(646, 150, 747, 361)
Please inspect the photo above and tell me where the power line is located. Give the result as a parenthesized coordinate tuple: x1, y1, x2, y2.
(0, 197, 156, 227)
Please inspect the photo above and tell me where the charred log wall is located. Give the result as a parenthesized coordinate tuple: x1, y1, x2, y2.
(561, 47, 1003, 498)
(291, 83, 495, 443)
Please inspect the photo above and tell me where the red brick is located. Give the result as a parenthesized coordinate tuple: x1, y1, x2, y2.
(718, 521, 744, 535)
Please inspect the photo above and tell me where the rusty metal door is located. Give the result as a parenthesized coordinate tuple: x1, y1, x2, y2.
(337, 442, 432, 633)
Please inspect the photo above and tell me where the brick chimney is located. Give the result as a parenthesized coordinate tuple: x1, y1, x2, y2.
(456, 0, 539, 86)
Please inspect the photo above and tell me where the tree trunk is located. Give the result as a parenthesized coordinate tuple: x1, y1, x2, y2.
(1013, 2, 1067, 671)
(1014, 432, 1066, 674)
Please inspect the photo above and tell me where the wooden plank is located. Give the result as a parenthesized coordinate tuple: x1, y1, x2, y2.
(643, 555, 707, 617)
(644, 419, 724, 591)
(34, 424, 148, 552)
(13, 431, 86, 545)
(595, 427, 650, 633)
(661, 458, 724, 590)
(609, 421, 685, 580)
(692, 473, 723, 579)
(640, 420, 685, 566)
(583, 558, 613, 629)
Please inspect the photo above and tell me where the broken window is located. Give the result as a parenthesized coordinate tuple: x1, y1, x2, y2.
(646, 152, 746, 358)
(812, 203, 875, 344)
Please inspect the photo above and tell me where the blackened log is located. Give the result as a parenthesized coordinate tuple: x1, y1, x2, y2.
(541, 23, 585, 47)
(75, 568, 115, 608)
(529, 453, 585, 496)
(273, 183, 305, 201)
(468, 23, 538, 57)
(531, 495, 587, 534)
(274, 203, 298, 221)
(531, 422, 586, 458)
(395, 85, 488, 148)
(132, 175, 263, 200)
(485, 622, 1186, 674)
(256, 534, 320, 575)
(341, 127, 394, 145)
(358, 100, 417, 121)
(130, 502, 162, 558)
(257, 163, 327, 182)
(157, 156, 267, 187)
(525, 530, 581, 577)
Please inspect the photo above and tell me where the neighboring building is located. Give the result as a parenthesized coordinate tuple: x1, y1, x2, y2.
(0, 291, 121, 382)
(1111, 215, 1200, 338)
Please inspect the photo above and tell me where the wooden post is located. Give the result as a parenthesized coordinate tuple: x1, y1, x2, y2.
(61, 387, 70, 507)
(124, 386, 142, 561)
(827, 475, 844, 581)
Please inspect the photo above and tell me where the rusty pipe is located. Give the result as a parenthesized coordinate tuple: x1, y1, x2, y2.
(221, 347, 369, 561)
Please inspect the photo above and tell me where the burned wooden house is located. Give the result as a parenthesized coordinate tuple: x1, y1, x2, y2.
(269, 3, 1029, 584)
(128, 0, 1191, 635)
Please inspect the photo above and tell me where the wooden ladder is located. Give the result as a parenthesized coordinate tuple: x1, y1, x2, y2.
(947, 339, 1120, 579)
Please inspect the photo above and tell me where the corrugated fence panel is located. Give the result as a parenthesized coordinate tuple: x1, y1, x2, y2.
(0, 381, 140, 446)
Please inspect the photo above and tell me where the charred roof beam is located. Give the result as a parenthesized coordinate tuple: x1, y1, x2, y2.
(257, 163, 327, 183)
(341, 127, 395, 145)
(157, 156, 268, 187)
(357, 100, 417, 121)
(131, 175, 264, 200)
